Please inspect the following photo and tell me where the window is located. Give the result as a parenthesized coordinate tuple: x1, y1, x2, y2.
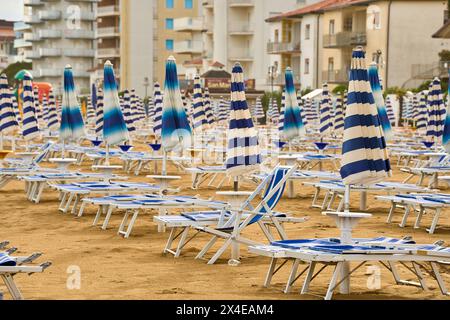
(329, 19, 335, 35)
(185, 0, 193, 9)
(328, 57, 334, 71)
(166, 0, 174, 9)
(304, 58, 310, 75)
(305, 24, 310, 40)
(373, 12, 381, 29)
(274, 29, 279, 43)
(165, 18, 174, 30)
(343, 17, 352, 32)
(166, 39, 174, 51)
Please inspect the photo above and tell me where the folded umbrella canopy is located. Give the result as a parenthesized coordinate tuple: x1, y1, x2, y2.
(443, 70, 450, 153)
(21, 74, 40, 144)
(426, 78, 446, 145)
(192, 75, 208, 133)
(46, 89, 59, 132)
(281, 68, 305, 143)
(95, 88, 104, 139)
(161, 56, 192, 174)
(333, 95, 344, 134)
(416, 91, 427, 132)
(153, 83, 163, 138)
(122, 89, 135, 133)
(203, 88, 214, 125)
(0, 74, 19, 135)
(368, 62, 392, 141)
(319, 83, 333, 137)
(385, 96, 396, 125)
(340, 47, 391, 186)
(226, 62, 261, 188)
(102, 61, 130, 159)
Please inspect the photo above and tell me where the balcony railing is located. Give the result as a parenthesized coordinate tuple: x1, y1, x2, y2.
(174, 17, 204, 32)
(96, 27, 120, 38)
(25, 51, 41, 59)
(65, 30, 95, 39)
(174, 41, 203, 54)
(97, 48, 120, 58)
(229, 0, 254, 7)
(39, 29, 62, 39)
(228, 52, 253, 61)
(202, 0, 214, 8)
(14, 39, 32, 48)
(24, 0, 43, 6)
(228, 22, 253, 34)
(322, 69, 349, 83)
(64, 49, 95, 57)
(39, 48, 62, 57)
(97, 5, 120, 17)
(267, 42, 301, 54)
(269, 72, 301, 85)
(23, 16, 42, 24)
(411, 61, 449, 79)
(36, 69, 59, 77)
(39, 10, 62, 20)
(24, 33, 41, 41)
(14, 22, 31, 32)
(323, 32, 366, 48)
(64, 11, 95, 21)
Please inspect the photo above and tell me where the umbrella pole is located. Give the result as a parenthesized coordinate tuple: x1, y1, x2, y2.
(62, 141, 65, 159)
(162, 150, 167, 176)
(11, 136, 15, 152)
(0, 133, 3, 150)
(233, 177, 238, 191)
(105, 143, 110, 165)
(344, 184, 350, 213)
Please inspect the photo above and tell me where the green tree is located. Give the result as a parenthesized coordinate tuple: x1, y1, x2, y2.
(1, 61, 32, 85)
(332, 84, 348, 95)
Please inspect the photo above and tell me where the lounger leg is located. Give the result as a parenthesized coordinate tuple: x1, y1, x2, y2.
(430, 262, 449, 296)
(301, 262, 317, 294)
(327, 192, 336, 211)
(264, 258, 278, 288)
(360, 191, 367, 211)
(63, 193, 75, 214)
(284, 259, 301, 294)
(427, 208, 441, 234)
(164, 228, 177, 255)
(34, 183, 46, 203)
(118, 210, 130, 235)
(58, 192, 68, 211)
(157, 209, 166, 233)
(101, 206, 114, 230)
(414, 206, 425, 229)
(195, 236, 218, 260)
(78, 201, 87, 218)
(311, 187, 321, 208)
(124, 210, 139, 238)
(399, 205, 412, 228)
(207, 238, 232, 265)
(71, 195, 80, 215)
(412, 262, 428, 291)
(1, 274, 23, 300)
(175, 228, 190, 258)
(386, 202, 396, 223)
(325, 263, 342, 300)
(287, 179, 295, 199)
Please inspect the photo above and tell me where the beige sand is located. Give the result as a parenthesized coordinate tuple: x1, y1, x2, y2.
(1, 150, 449, 300)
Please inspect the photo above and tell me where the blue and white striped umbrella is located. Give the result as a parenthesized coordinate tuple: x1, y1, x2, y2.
(161, 56, 192, 154)
(281, 68, 305, 141)
(319, 83, 333, 136)
(46, 90, 59, 131)
(103, 61, 130, 146)
(443, 70, 450, 152)
(95, 88, 104, 138)
(203, 88, 214, 125)
(60, 65, 85, 142)
(270, 98, 280, 125)
(21, 74, 40, 141)
(192, 75, 208, 132)
(42, 94, 49, 124)
(122, 89, 135, 133)
(226, 63, 261, 176)
(0, 74, 19, 135)
(153, 83, 163, 138)
(416, 92, 427, 131)
(385, 96, 395, 125)
(278, 91, 285, 135)
(297, 91, 307, 127)
(426, 77, 446, 143)
(86, 96, 95, 124)
(253, 97, 265, 123)
(217, 98, 229, 123)
(148, 96, 155, 120)
(11, 93, 21, 125)
(303, 98, 316, 124)
(340, 47, 391, 185)
(333, 95, 344, 134)
(33, 86, 44, 130)
(368, 62, 392, 141)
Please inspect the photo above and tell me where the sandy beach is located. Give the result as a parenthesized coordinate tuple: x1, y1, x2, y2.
(1, 151, 449, 301)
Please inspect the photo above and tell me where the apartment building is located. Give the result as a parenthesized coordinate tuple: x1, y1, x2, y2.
(201, 0, 300, 90)
(21, 0, 97, 94)
(0, 20, 17, 70)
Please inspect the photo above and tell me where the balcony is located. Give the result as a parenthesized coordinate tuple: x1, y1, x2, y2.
(14, 22, 31, 32)
(267, 42, 301, 54)
(64, 11, 95, 21)
(65, 30, 95, 39)
(25, 51, 41, 59)
(64, 49, 95, 57)
(203, 0, 213, 9)
(97, 48, 120, 58)
(229, 0, 254, 7)
(35, 69, 60, 77)
(14, 39, 32, 49)
(228, 51, 253, 61)
(39, 10, 62, 20)
(323, 32, 366, 48)
(39, 48, 62, 57)
(23, 16, 42, 24)
(39, 29, 62, 39)
(322, 69, 349, 83)
(72, 70, 90, 78)
(96, 27, 120, 38)
(24, 0, 43, 6)
(23, 33, 40, 42)
(270, 72, 301, 85)
(174, 41, 203, 54)
(411, 61, 449, 80)
(97, 5, 120, 17)
(94, 68, 120, 79)
(228, 22, 253, 35)
(174, 17, 204, 32)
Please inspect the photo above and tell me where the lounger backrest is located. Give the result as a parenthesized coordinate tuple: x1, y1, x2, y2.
(32, 141, 54, 165)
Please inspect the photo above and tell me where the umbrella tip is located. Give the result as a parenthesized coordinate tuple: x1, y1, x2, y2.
(65, 64, 72, 69)
(167, 55, 176, 61)
(369, 61, 377, 66)
(105, 60, 113, 66)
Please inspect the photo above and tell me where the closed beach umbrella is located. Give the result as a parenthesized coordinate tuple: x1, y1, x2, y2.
(385, 96, 395, 125)
(226, 62, 261, 188)
(253, 97, 265, 124)
(46, 90, 59, 131)
(319, 83, 333, 136)
(192, 75, 208, 132)
(95, 88, 104, 139)
(426, 78, 446, 144)
(368, 62, 392, 141)
(340, 47, 391, 187)
(21, 74, 40, 143)
(0, 74, 19, 135)
(161, 56, 192, 174)
(416, 92, 427, 131)
(11, 93, 21, 125)
(153, 83, 163, 138)
(218, 98, 229, 123)
(278, 91, 285, 136)
(334, 95, 344, 134)
(122, 89, 135, 133)
(103, 61, 129, 149)
(281, 68, 305, 142)
(443, 71, 450, 152)
(203, 88, 214, 125)
(297, 92, 307, 127)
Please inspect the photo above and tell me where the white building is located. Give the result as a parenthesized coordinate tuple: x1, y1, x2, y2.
(22, 0, 97, 94)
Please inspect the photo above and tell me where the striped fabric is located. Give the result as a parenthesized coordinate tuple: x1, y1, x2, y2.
(416, 92, 428, 131)
(412, 95, 420, 126)
(0, 74, 19, 134)
(304, 98, 317, 124)
(343, 90, 348, 116)
(11, 93, 21, 125)
(340, 47, 391, 185)
(225, 63, 261, 175)
(203, 88, 214, 125)
(217, 98, 229, 123)
(270, 98, 279, 125)
(333, 95, 344, 133)
(192, 75, 208, 132)
(161, 56, 192, 152)
(297, 91, 307, 127)
(22, 74, 40, 140)
(103, 61, 130, 146)
(153, 83, 163, 137)
(426, 78, 446, 141)
(147, 97, 155, 119)
(385, 96, 396, 125)
(368, 62, 392, 141)
(443, 70, 450, 152)
(60, 66, 85, 142)
(0, 253, 15, 266)
(95, 88, 104, 138)
(253, 97, 265, 122)
(122, 89, 135, 132)
(33, 86, 43, 129)
(42, 94, 49, 124)
(278, 91, 286, 135)
(282, 68, 305, 141)
(46, 90, 59, 131)
(319, 83, 333, 135)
